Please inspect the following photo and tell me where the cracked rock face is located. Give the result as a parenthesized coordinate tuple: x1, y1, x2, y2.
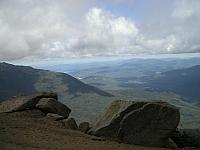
(88, 100, 180, 148)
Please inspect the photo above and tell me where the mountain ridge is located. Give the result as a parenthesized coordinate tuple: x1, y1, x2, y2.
(0, 62, 112, 101)
(138, 65, 200, 102)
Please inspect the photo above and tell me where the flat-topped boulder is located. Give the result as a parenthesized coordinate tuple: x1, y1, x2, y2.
(36, 98, 71, 118)
(0, 92, 58, 113)
(88, 100, 180, 148)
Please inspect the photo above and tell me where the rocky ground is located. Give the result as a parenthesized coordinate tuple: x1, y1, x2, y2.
(0, 110, 169, 150)
(0, 93, 199, 150)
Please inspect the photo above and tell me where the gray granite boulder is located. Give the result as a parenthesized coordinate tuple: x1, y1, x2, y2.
(36, 98, 71, 118)
(118, 102, 180, 147)
(88, 100, 180, 148)
(88, 100, 147, 137)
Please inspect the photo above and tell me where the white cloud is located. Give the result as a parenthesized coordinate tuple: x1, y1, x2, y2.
(0, 0, 95, 60)
(0, 0, 200, 61)
(170, 0, 200, 53)
(172, 0, 200, 19)
(66, 7, 138, 56)
(133, 0, 200, 55)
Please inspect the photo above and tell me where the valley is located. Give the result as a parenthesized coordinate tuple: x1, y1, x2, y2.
(1, 59, 200, 129)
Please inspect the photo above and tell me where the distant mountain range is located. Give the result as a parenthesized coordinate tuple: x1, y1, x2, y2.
(68, 58, 200, 103)
(116, 65, 200, 103)
(72, 57, 200, 79)
(135, 65, 200, 102)
(0, 62, 200, 129)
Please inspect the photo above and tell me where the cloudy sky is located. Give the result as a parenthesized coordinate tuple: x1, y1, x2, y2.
(0, 0, 200, 62)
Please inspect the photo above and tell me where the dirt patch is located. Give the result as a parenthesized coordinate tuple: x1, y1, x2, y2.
(0, 111, 169, 150)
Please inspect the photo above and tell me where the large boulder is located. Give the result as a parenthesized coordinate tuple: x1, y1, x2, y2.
(36, 98, 71, 118)
(88, 100, 180, 148)
(88, 100, 147, 137)
(118, 102, 180, 147)
(0, 92, 58, 113)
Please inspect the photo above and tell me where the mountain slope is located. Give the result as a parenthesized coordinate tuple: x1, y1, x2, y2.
(0, 62, 112, 101)
(0, 62, 114, 122)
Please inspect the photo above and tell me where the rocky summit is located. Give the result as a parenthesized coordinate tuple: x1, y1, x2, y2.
(88, 100, 180, 148)
(0, 93, 199, 150)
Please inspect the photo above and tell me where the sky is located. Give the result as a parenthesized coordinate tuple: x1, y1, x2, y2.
(0, 0, 200, 62)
